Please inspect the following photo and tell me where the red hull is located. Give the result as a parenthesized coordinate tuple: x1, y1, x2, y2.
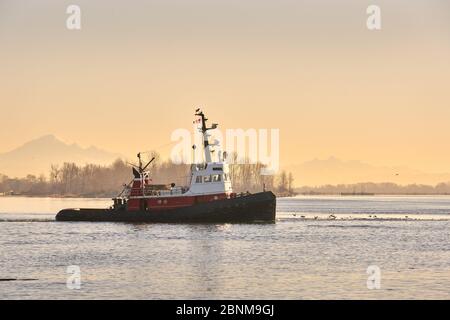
(127, 193, 232, 211)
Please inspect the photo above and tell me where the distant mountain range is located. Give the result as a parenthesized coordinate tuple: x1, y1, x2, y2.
(2, 136, 449, 185)
(285, 156, 450, 186)
(0, 135, 123, 178)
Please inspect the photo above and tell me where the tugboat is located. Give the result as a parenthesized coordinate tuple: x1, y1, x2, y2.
(56, 109, 276, 223)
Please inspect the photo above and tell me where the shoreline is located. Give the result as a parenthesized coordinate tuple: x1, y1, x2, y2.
(3, 193, 450, 199)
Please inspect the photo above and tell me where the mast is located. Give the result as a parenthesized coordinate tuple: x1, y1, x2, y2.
(130, 153, 155, 196)
(195, 108, 218, 163)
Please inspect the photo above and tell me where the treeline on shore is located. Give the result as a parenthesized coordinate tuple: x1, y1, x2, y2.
(296, 182, 450, 195)
(0, 157, 295, 197)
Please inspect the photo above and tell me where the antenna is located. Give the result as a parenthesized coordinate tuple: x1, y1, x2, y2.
(137, 152, 143, 172)
(141, 157, 156, 172)
(192, 144, 196, 164)
(194, 108, 218, 163)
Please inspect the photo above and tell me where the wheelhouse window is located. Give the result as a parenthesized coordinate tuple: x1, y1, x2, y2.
(212, 174, 221, 182)
(195, 176, 202, 183)
(203, 175, 212, 183)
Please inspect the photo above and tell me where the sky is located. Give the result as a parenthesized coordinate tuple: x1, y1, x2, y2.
(1, 0, 450, 182)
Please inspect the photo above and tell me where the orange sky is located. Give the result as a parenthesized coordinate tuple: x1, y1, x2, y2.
(1, 0, 450, 181)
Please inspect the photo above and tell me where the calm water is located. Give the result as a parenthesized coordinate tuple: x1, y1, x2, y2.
(0, 195, 449, 299)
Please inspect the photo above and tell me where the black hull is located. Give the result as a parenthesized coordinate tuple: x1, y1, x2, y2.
(55, 191, 276, 223)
